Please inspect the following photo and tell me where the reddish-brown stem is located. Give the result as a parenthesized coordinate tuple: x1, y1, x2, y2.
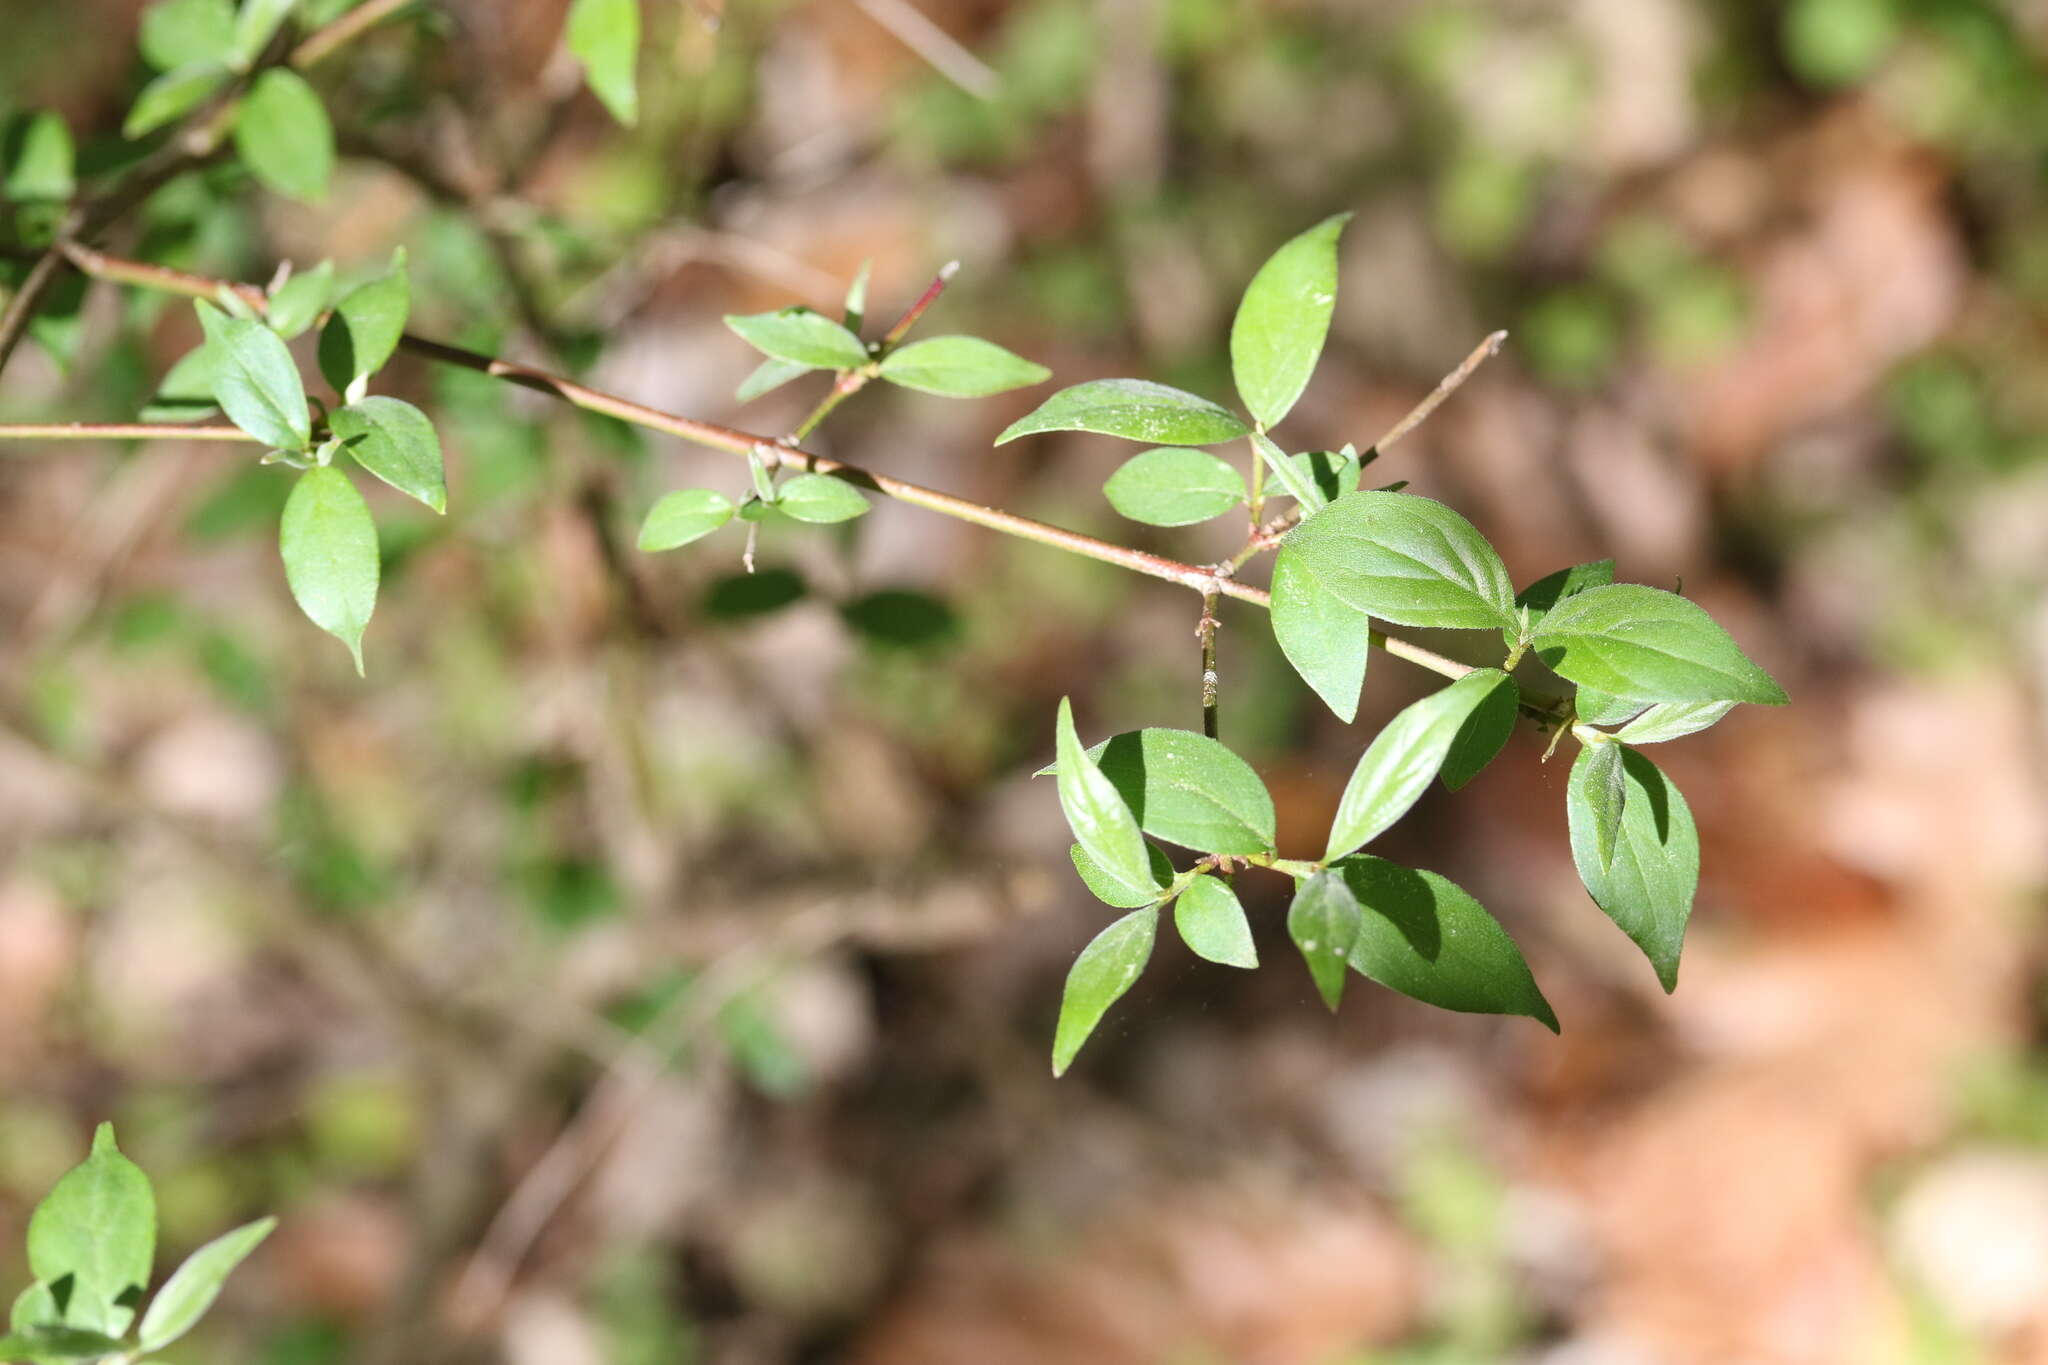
(0, 422, 256, 442)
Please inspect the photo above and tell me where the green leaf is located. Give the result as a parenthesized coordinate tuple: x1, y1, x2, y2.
(3, 112, 76, 201)
(724, 307, 868, 370)
(638, 489, 735, 551)
(1572, 738, 1626, 870)
(136, 1216, 276, 1353)
(124, 63, 231, 139)
(704, 567, 805, 620)
(27, 1124, 156, 1338)
(140, 0, 237, 70)
(776, 473, 869, 524)
(229, 0, 297, 69)
(1268, 544, 1370, 723)
(877, 336, 1050, 397)
(1053, 697, 1153, 901)
(329, 396, 445, 512)
(1324, 669, 1511, 861)
(1567, 747, 1698, 991)
(233, 69, 334, 202)
(1289, 870, 1361, 1011)
(1251, 431, 1325, 512)
(264, 261, 335, 339)
(1285, 491, 1517, 631)
(566, 0, 640, 126)
(1615, 699, 1738, 745)
(1337, 856, 1558, 1030)
(197, 301, 308, 451)
(839, 589, 958, 650)
(141, 342, 222, 422)
(1289, 446, 1361, 503)
(1530, 583, 1787, 705)
(317, 251, 409, 397)
(1045, 728, 1276, 855)
(1068, 841, 1174, 909)
(1052, 907, 1157, 1075)
(1230, 212, 1351, 429)
(735, 357, 814, 403)
(842, 260, 871, 331)
(995, 379, 1249, 447)
(279, 466, 378, 673)
(1573, 687, 1648, 726)
(1101, 448, 1245, 527)
(1512, 558, 1614, 639)
(1173, 875, 1257, 968)
(13, 1282, 61, 1334)
(1440, 670, 1519, 791)
(0, 1325, 128, 1361)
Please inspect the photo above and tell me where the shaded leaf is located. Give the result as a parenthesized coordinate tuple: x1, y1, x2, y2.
(1338, 856, 1558, 1030)
(1174, 875, 1257, 968)
(1052, 908, 1157, 1075)
(1069, 841, 1174, 909)
(877, 335, 1050, 397)
(1512, 558, 1614, 638)
(317, 252, 409, 397)
(1616, 699, 1738, 745)
(1325, 669, 1511, 861)
(1252, 431, 1325, 512)
(703, 568, 805, 620)
(1440, 670, 1520, 790)
(995, 378, 1249, 447)
(1573, 687, 1648, 726)
(1230, 212, 1350, 428)
(1572, 738, 1626, 870)
(840, 589, 959, 650)
(1567, 747, 1698, 991)
(1101, 447, 1245, 527)
(1289, 870, 1361, 1011)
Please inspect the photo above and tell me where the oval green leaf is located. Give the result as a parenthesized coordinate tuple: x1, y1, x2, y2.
(1053, 697, 1153, 901)
(878, 335, 1050, 398)
(995, 378, 1250, 447)
(1531, 583, 1787, 705)
(141, 0, 236, 70)
(1289, 870, 1362, 1012)
(1231, 213, 1350, 429)
(330, 397, 445, 513)
(736, 357, 814, 403)
(1052, 907, 1158, 1075)
(566, 0, 640, 126)
(197, 301, 308, 451)
(124, 63, 230, 139)
(230, 0, 297, 68)
(638, 488, 735, 552)
(317, 251, 410, 398)
(1338, 856, 1558, 1030)
(1510, 557, 1615, 645)
(1567, 747, 1698, 992)
(27, 1125, 156, 1338)
(1574, 687, 1649, 726)
(1051, 728, 1277, 855)
(1615, 699, 1738, 745)
(724, 307, 868, 371)
(1285, 490, 1517, 631)
(1069, 841, 1174, 909)
(264, 261, 336, 339)
(3, 111, 76, 202)
(1269, 544, 1370, 723)
(1174, 875, 1257, 969)
(1572, 737, 1627, 870)
(1101, 447, 1245, 527)
(234, 69, 333, 203)
(1324, 668, 1511, 862)
(280, 466, 379, 673)
(137, 1217, 276, 1353)
(776, 472, 870, 524)
(1440, 670, 1520, 791)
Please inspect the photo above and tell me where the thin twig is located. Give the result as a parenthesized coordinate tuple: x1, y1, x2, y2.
(0, 422, 256, 442)
(782, 261, 960, 444)
(1363, 329, 1507, 460)
(1198, 589, 1221, 739)
(852, 0, 999, 99)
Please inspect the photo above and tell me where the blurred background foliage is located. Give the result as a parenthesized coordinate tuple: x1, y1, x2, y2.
(2, 0, 2048, 1362)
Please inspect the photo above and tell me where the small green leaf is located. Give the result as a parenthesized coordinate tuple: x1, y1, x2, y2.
(1288, 447, 1361, 503)
(1251, 431, 1326, 512)
(141, 342, 222, 422)
(1174, 875, 1257, 968)
(878, 336, 1050, 397)
(140, 0, 237, 70)
(704, 567, 805, 620)
(724, 307, 868, 370)
(1512, 558, 1614, 641)
(1574, 687, 1648, 726)
(1440, 670, 1520, 791)
(1069, 841, 1174, 909)
(27, 1124, 157, 1339)
(1044, 728, 1276, 855)
(280, 466, 378, 673)
(1338, 856, 1558, 1030)
(13, 1281, 61, 1334)
(839, 589, 959, 650)
(1053, 698, 1153, 901)
(1325, 669, 1511, 862)
(638, 489, 735, 551)
(1230, 212, 1351, 429)
(1268, 544, 1370, 723)
(1572, 738, 1626, 870)
(317, 251, 410, 397)
(229, 0, 297, 69)
(1531, 583, 1787, 705)
(842, 261, 871, 331)
(329, 396, 445, 512)
(197, 301, 308, 451)
(995, 379, 1249, 447)
(566, 0, 640, 126)
(776, 472, 869, 524)
(234, 69, 334, 202)
(264, 260, 335, 339)
(136, 1216, 277, 1353)
(1567, 747, 1698, 991)
(1052, 907, 1157, 1075)
(735, 357, 814, 403)
(1286, 491, 1517, 631)
(0, 1324, 129, 1361)
(3, 111, 76, 201)
(1101, 448, 1245, 527)
(1289, 870, 1361, 1011)
(1615, 699, 1738, 745)
(124, 63, 230, 139)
